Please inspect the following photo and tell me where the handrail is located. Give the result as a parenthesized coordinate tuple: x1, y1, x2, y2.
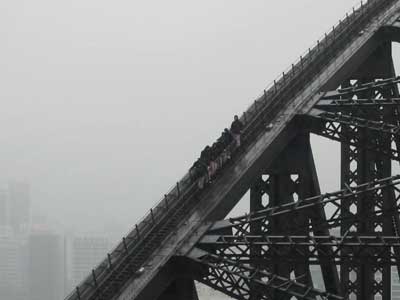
(64, 1, 397, 299)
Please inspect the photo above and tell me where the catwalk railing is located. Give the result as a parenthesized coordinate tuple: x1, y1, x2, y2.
(64, 0, 398, 299)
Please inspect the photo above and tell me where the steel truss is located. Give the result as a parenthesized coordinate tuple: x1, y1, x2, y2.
(322, 77, 400, 99)
(305, 109, 400, 160)
(316, 98, 400, 109)
(192, 76, 400, 299)
(188, 249, 343, 300)
(62, 3, 400, 300)
(197, 235, 400, 265)
(207, 176, 400, 235)
(192, 177, 400, 300)
(305, 72, 400, 299)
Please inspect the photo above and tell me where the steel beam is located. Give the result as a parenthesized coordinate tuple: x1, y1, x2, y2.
(248, 135, 317, 299)
(207, 176, 400, 232)
(316, 97, 400, 109)
(197, 235, 400, 265)
(334, 42, 399, 300)
(304, 109, 400, 160)
(187, 248, 343, 300)
(322, 76, 400, 99)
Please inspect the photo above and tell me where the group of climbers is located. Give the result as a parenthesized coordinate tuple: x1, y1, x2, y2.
(190, 115, 244, 189)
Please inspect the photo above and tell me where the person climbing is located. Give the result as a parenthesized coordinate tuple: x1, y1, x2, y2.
(189, 159, 201, 182)
(208, 142, 220, 180)
(220, 128, 233, 147)
(196, 158, 209, 189)
(199, 145, 212, 185)
(217, 129, 232, 165)
(230, 115, 244, 147)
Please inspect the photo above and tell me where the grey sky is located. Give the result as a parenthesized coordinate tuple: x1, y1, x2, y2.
(1, 0, 376, 233)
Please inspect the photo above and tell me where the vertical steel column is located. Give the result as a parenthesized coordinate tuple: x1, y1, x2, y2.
(303, 135, 341, 297)
(249, 178, 264, 300)
(339, 41, 397, 300)
(268, 173, 299, 300)
(388, 57, 400, 283)
(249, 135, 319, 299)
(358, 116, 375, 300)
(375, 76, 398, 300)
(340, 83, 384, 300)
(340, 109, 356, 298)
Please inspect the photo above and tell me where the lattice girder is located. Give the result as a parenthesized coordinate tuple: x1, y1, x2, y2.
(197, 235, 400, 265)
(187, 249, 343, 300)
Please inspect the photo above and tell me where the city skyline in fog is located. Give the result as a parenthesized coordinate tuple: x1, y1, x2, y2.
(1, 0, 381, 235)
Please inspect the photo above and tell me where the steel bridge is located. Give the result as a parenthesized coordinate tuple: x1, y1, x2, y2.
(64, 1, 400, 299)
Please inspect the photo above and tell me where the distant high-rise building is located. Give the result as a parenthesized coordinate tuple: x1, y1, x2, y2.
(8, 181, 30, 234)
(0, 189, 9, 227)
(0, 229, 27, 300)
(69, 236, 111, 287)
(28, 232, 65, 300)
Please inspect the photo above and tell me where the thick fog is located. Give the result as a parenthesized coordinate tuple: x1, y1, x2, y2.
(1, 0, 373, 234)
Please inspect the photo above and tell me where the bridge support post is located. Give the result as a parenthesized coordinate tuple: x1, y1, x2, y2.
(249, 134, 341, 299)
(339, 41, 399, 300)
